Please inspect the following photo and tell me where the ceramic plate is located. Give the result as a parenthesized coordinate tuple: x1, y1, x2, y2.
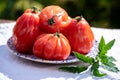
(7, 37, 98, 64)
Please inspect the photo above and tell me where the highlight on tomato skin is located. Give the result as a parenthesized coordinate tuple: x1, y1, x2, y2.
(33, 32, 71, 60)
(39, 5, 72, 33)
(62, 16, 95, 54)
(12, 7, 43, 54)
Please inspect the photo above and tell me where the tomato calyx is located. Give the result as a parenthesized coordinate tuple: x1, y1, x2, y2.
(75, 16, 83, 22)
(31, 6, 38, 13)
(54, 32, 60, 38)
(47, 13, 63, 25)
(47, 16, 55, 25)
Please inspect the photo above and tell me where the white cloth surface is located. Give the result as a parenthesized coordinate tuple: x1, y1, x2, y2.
(0, 22, 120, 80)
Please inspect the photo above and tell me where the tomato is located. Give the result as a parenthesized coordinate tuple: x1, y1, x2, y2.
(39, 5, 71, 33)
(13, 7, 43, 54)
(33, 32, 71, 60)
(62, 16, 94, 54)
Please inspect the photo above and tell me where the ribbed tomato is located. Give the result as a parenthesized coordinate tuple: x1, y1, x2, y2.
(12, 7, 43, 54)
(33, 32, 71, 60)
(39, 5, 71, 33)
(62, 16, 94, 54)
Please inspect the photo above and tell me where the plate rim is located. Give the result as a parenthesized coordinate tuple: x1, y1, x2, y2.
(7, 37, 98, 64)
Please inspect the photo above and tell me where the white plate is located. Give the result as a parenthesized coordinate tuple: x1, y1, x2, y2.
(7, 37, 98, 64)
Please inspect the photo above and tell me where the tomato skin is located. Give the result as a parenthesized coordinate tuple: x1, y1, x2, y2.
(62, 16, 94, 54)
(13, 8, 43, 54)
(39, 5, 71, 33)
(33, 33, 71, 60)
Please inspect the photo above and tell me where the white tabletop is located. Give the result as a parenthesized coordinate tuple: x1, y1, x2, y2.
(0, 22, 120, 80)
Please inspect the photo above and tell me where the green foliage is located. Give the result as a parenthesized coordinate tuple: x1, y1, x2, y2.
(97, 36, 119, 73)
(59, 36, 119, 77)
(92, 69, 106, 77)
(0, 0, 43, 20)
(0, 0, 120, 28)
(99, 36, 115, 55)
(91, 61, 106, 77)
(74, 52, 94, 64)
(59, 66, 87, 73)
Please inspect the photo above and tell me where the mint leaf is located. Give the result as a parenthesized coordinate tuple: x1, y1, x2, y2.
(99, 55, 108, 63)
(98, 37, 115, 55)
(59, 36, 119, 78)
(91, 61, 106, 77)
(100, 56, 116, 67)
(91, 61, 99, 72)
(93, 69, 106, 77)
(104, 39, 115, 51)
(59, 66, 87, 73)
(73, 52, 94, 64)
(108, 56, 116, 62)
(101, 64, 119, 72)
(98, 36, 107, 55)
(100, 55, 114, 66)
(98, 37, 119, 73)
(99, 36, 105, 51)
(100, 56, 119, 72)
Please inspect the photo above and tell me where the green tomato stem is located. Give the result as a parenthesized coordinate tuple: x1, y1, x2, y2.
(32, 6, 37, 13)
(54, 32, 60, 38)
(75, 16, 83, 22)
(48, 16, 55, 25)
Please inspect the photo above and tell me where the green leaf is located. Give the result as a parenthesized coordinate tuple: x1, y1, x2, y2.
(100, 56, 116, 62)
(59, 66, 88, 73)
(100, 56, 116, 67)
(100, 55, 119, 72)
(100, 55, 110, 65)
(91, 61, 99, 71)
(99, 55, 108, 63)
(101, 64, 119, 72)
(91, 61, 106, 77)
(58, 36, 119, 78)
(103, 61, 116, 68)
(99, 49, 107, 55)
(104, 39, 115, 51)
(98, 37, 115, 55)
(93, 69, 106, 77)
(108, 56, 116, 62)
(99, 36, 105, 51)
(73, 52, 94, 64)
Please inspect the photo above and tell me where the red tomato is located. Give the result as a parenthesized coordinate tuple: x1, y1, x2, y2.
(13, 7, 43, 54)
(39, 5, 71, 33)
(62, 16, 94, 54)
(33, 32, 71, 60)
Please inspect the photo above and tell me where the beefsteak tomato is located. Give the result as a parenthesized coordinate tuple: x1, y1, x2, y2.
(39, 5, 71, 33)
(12, 7, 43, 54)
(33, 32, 71, 60)
(62, 16, 94, 54)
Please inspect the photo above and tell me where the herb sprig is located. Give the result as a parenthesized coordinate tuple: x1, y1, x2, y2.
(59, 36, 119, 77)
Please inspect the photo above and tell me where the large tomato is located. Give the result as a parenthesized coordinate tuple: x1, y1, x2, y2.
(62, 16, 94, 54)
(13, 7, 43, 54)
(33, 32, 71, 60)
(39, 5, 71, 33)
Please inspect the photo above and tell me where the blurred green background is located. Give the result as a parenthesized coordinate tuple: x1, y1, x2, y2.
(0, 0, 120, 28)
